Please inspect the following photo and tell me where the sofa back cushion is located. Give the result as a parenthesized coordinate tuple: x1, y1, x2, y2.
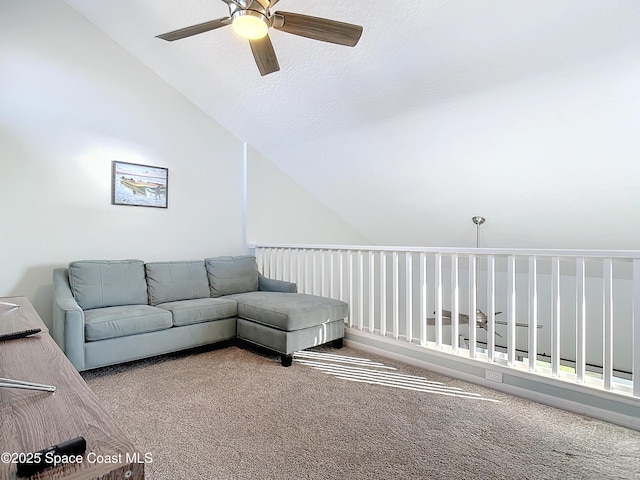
(145, 261, 210, 306)
(68, 260, 148, 310)
(205, 256, 259, 298)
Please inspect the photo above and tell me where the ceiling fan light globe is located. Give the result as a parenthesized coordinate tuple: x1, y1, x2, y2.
(232, 11, 269, 40)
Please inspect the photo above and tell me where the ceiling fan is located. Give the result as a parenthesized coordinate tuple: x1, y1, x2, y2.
(427, 309, 542, 338)
(427, 217, 542, 338)
(155, 0, 363, 76)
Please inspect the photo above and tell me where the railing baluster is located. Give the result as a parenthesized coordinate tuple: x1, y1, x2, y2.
(262, 248, 270, 277)
(329, 250, 335, 299)
(259, 248, 265, 276)
(348, 250, 354, 327)
(450, 254, 458, 352)
(297, 249, 304, 294)
(312, 250, 318, 295)
(284, 249, 290, 282)
(282, 249, 287, 282)
(528, 256, 538, 372)
(338, 250, 344, 302)
(469, 255, 477, 359)
(304, 250, 310, 294)
(289, 248, 298, 283)
(299, 250, 305, 293)
(487, 255, 495, 362)
(358, 250, 364, 331)
(633, 259, 640, 397)
(435, 253, 443, 349)
(576, 257, 586, 383)
(551, 256, 561, 377)
(420, 252, 427, 347)
(507, 255, 516, 366)
(302, 250, 308, 293)
(320, 250, 326, 297)
(255, 247, 263, 274)
(271, 249, 277, 280)
(369, 251, 375, 334)
(603, 258, 613, 390)
(380, 251, 387, 338)
(406, 252, 413, 343)
(393, 251, 399, 339)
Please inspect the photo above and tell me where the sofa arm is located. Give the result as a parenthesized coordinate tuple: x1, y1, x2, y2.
(258, 273, 297, 293)
(52, 268, 86, 371)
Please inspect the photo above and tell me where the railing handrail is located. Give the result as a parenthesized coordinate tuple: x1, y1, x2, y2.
(250, 243, 640, 260)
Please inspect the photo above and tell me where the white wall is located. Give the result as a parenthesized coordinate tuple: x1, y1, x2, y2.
(0, 0, 377, 325)
(273, 44, 640, 250)
(0, 0, 244, 324)
(247, 146, 370, 245)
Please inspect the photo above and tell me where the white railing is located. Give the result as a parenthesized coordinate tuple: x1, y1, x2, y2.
(251, 244, 640, 399)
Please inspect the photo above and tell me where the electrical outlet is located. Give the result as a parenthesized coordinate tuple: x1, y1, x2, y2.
(485, 370, 503, 383)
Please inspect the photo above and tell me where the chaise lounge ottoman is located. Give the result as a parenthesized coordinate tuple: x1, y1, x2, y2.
(206, 256, 348, 366)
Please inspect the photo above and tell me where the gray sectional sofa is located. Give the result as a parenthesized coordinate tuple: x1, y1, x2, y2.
(52, 256, 348, 371)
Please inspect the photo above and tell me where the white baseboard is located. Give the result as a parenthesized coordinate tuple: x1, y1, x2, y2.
(345, 329, 640, 432)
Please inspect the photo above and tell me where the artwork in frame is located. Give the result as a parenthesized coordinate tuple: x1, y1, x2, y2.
(111, 161, 168, 208)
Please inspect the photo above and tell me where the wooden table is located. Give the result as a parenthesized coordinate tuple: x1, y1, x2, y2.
(0, 297, 144, 480)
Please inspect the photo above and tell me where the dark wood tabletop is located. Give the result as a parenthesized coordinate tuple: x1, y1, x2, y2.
(0, 296, 144, 480)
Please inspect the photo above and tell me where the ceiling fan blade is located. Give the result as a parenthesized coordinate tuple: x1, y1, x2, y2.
(476, 322, 504, 338)
(426, 317, 454, 326)
(156, 17, 231, 41)
(432, 310, 472, 324)
(494, 320, 543, 328)
(249, 35, 280, 76)
(273, 11, 363, 47)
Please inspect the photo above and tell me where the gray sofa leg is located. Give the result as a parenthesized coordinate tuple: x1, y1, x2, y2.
(281, 354, 293, 367)
(332, 338, 344, 349)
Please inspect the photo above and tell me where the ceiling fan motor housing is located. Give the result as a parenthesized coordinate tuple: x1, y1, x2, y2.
(229, 0, 270, 16)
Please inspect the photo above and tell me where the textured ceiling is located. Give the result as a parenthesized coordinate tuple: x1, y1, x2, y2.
(63, 0, 640, 248)
(63, 0, 635, 154)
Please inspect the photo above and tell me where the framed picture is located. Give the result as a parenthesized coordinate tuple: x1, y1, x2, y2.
(111, 161, 168, 208)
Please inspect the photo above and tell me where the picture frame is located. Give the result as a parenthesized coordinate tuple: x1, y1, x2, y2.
(111, 161, 168, 208)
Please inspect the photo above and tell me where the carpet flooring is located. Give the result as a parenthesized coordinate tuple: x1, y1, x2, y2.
(82, 342, 640, 480)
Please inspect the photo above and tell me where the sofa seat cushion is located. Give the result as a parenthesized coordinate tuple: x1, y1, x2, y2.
(226, 292, 348, 332)
(84, 305, 172, 342)
(158, 298, 238, 327)
(145, 261, 211, 306)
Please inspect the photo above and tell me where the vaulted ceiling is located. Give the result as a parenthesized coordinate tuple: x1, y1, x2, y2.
(64, 0, 640, 249)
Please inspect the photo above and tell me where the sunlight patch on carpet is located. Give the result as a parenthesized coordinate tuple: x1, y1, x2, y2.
(294, 350, 396, 369)
(294, 351, 501, 402)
